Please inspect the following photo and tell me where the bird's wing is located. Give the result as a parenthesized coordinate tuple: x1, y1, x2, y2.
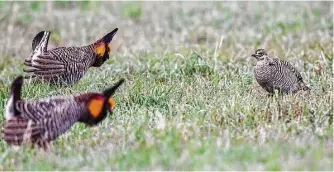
(279, 59, 305, 82)
(2, 116, 45, 146)
(24, 52, 66, 79)
(12, 99, 83, 142)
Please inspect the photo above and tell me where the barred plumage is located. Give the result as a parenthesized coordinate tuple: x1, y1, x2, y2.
(1, 76, 125, 149)
(252, 49, 310, 94)
(24, 28, 118, 86)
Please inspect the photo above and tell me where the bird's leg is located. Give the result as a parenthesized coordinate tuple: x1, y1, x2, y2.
(265, 93, 273, 122)
(42, 142, 50, 151)
(37, 138, 50, 151)
(276, 95, 281, 121)
(274, 91, 283, 121)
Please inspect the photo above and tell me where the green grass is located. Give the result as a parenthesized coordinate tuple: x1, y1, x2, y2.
(0, 1, 333, 171)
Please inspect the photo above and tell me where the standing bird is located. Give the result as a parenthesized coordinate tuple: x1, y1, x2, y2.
(251, 49, 310, 95)
(1, 76, 125, 149)
(24, 28, 118, 86)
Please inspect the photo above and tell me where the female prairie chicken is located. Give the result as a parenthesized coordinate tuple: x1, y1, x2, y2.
(1, 76, 124, 149)
(24, 28, 118, 86)
(251, 49, 310, 95)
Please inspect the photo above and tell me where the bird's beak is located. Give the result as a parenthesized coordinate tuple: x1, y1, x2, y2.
(251, 54, 256, 58)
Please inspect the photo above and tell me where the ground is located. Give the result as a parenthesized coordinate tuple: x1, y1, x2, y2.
(0, 1, 333, 170)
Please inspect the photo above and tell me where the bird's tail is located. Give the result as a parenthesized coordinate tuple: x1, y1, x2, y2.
(5, 76, 23, 120)
(31, 31, 51, 52)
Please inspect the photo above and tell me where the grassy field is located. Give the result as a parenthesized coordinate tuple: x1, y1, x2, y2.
(0, 1, 333, 170)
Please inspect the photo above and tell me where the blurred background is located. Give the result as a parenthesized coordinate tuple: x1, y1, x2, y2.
(0, 1, 332, 59)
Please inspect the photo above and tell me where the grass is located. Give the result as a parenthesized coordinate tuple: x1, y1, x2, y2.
(0, 1, 333, 171)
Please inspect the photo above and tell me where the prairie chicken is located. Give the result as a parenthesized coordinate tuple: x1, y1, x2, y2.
(24, 28, 118, 86)
(1, 76, 124, 149)
(251, 49, 310, 95)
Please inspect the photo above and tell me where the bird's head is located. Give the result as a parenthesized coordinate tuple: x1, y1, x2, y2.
(251, 49, 274, 65)
(251, 49, 268, 61)
(77, 78, 125, 126)
(92, 28, 118, 67)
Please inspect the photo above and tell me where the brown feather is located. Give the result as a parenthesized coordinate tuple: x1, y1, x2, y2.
(2, 117, 45, 146)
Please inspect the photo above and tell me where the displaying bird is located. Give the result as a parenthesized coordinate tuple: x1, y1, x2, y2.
(251, 49, 310, 95)
(1, 76, 125, 149)
(24, 28, 118, 86)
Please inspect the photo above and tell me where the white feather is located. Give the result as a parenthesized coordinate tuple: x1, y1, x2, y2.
(4, 96, 14, 120)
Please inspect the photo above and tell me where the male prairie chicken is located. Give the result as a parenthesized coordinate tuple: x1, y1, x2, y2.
(24, 28, 118, 86)
(251, 49, 310, 95)
(1, 76, 124, 149)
